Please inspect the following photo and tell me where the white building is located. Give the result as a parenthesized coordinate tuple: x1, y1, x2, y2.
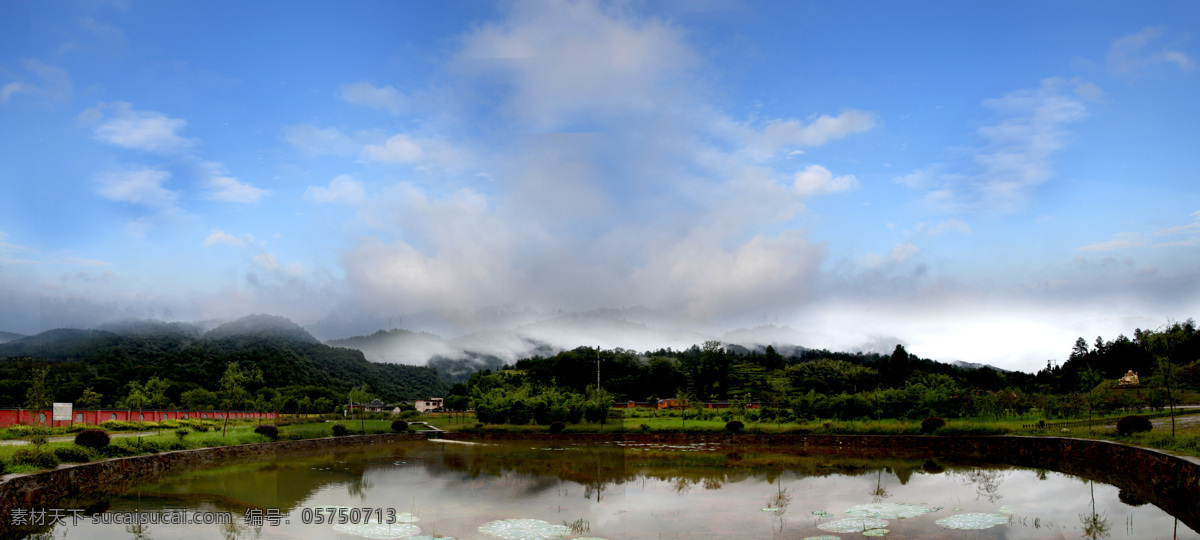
(414, 397, 443, 413)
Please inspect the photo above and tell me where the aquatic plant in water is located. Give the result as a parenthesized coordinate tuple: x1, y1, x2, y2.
(803, 536, 841, 540)
(935, 513, 1009, 530)
(478, 518, 574, 539)
(843, 502, 933, 520)
(330, 521, 421, 539)
(862, 529, 890, 536)
(811, 510, 834, 517)
(816, 517, 889, 533)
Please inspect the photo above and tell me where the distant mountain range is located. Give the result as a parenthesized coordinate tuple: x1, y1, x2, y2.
(0, 331, 25, 344)
(322, 310, 814, 382)
(951, 360, 1010, 373)
(0, 314, 444, 405)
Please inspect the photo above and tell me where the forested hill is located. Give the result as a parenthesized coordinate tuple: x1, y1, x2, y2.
(0, 315, 446, 408)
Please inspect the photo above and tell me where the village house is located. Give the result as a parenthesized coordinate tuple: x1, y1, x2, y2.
(415, 397, 444, 413)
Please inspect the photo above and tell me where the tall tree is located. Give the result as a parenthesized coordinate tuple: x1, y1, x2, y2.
(25, 365, 52, 446)
(220, 362, 263, 437)
(77, 387, 103, 410)
(348, 384, 373, 433)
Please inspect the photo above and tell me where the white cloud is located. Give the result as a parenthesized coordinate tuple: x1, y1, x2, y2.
(363, 134, 423, 163)
(201, 162, 269, 203)
(1079, 211, 1200, 251)
(895, 78, 1092, 213)
(303, 175, 366, 205)
(92, 102, 193, 153)
(0, 82, 23, 102)
(253, 253, 279, 271)
(888, 242, 918, 262)
(281, 124, 357, 155)
(456, 0, 700, 132)
(362, 134, 461, 168)
(917, 219, 973, 236)
(1108, 26, 1194, 77)
(792, 165, 858, 196)
(339, 81, 407, 114)
(0, 59, 72, 105)
(203, 229, 245, 248)
(96, 167, 178, 207)
(757, 110, 877, 153)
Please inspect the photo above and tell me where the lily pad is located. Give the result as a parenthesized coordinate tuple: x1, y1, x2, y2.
(803, 536, 842, 540)
(935, 513, 1009, 530)
(844, 502, 933, 520)
(817, 517, 889, 533)
(762, 507, 780, 512)
(863, 529, 890, 537)
(997, 505, 1014, 514)
(811, 510, 834, 517)
(331, 522, 421, 539)
(478, 518, 573, 540)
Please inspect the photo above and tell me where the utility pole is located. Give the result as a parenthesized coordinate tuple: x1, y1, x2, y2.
(596, 346, 601, 392)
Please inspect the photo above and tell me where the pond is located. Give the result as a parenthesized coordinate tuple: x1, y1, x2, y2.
(16, 439, 1200, 539)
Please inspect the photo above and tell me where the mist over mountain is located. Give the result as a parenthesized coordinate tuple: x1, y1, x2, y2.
(98, 319, 204, 339)
(952, 360, 1010, 373)
(204, 314, 319, 344)
(322, 307, 821, 384)
(0, 331, 25, 344)
(0, 314, 444, 404)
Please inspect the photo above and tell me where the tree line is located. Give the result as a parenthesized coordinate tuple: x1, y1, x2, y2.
(446, 319, 1199, 423)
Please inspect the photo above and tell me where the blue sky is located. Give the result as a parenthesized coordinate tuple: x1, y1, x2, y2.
(1, 0, 1198, 371)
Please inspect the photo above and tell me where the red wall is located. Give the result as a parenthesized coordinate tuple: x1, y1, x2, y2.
(0, 409, 278, 428)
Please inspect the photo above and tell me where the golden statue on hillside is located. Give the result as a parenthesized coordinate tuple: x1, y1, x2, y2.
(1117, 370, 1140, 386)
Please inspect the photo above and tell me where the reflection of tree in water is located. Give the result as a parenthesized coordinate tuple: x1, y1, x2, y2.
(672, 477, 696, 494)
(957, 468, 1006, 503)
(767, 483, 793, 532)
(1080, 481, 1111, 540)
(870, 469, 891, 503)
(346, 473, 374, 498)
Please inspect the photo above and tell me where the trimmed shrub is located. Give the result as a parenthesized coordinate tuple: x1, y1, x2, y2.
(29, 434, 48, 446)
(331, 423, 349, 437)
(391, 420, 408, 433)
(133, 439, 164, 453)
(1117, 415, 1153, 436)
(6, 425, 33, 436)
(166, 442, 187, 451)
(100, 444, 138, 458)
(547, 421, 566, 434)
(175, 429, 190, 441)
(54, 445, 92, 463)
(0, 458, 5, 475)
(920, 417, 946, 434)
(254, 425, 280, 440)
(75, 429, 111, 450)
(725, 420, 745, 433)
(13, 448, 60, 469)
(190, 425, 210, 433)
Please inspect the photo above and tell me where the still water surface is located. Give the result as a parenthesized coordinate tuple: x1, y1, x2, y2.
(28, 439, 1200, 539)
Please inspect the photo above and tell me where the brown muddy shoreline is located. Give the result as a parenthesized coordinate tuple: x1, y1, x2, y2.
(2, 432, 1197, 538)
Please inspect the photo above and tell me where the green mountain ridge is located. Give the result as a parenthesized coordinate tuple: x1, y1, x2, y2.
(0, 315, 445, 408)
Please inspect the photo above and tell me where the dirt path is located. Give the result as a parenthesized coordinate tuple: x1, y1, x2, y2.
(0, 430, 162, 447)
